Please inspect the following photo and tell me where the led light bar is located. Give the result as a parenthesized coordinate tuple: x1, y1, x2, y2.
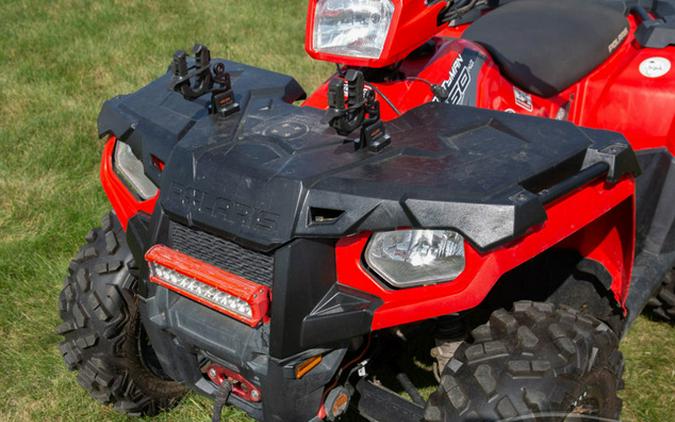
(145, 245, 270, 327)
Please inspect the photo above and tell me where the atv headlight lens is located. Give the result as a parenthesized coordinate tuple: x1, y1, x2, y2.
(365, 230, 465, 288)
(313, 0, 395, 59)
(113, 141, 158, 200)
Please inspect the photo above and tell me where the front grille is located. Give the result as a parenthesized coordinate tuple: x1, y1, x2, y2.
(168, 222, 274, 287)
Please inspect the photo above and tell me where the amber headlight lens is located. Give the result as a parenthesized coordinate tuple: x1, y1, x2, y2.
(365, 230, 465, 288)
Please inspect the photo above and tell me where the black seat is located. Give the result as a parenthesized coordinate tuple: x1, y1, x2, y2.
(463, 0, 628, 97)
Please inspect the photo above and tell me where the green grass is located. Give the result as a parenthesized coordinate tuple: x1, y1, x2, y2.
(0, 1, 673, 421)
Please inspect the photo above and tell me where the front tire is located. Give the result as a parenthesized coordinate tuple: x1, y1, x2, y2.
(424, 301, 623, 421)
(57, 212, 186, 416)
(645, 269, 675, 323)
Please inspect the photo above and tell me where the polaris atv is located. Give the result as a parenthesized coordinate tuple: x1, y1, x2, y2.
(58, 0, 675, 421)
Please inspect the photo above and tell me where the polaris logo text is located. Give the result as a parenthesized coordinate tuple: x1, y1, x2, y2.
(608, 27, 628, 53)
(169, 182, 279, 232)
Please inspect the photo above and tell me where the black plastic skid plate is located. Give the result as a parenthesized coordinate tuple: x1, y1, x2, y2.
(98, 59, 638, 252)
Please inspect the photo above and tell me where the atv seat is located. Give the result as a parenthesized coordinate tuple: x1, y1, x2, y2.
(463, 0, 628, 98)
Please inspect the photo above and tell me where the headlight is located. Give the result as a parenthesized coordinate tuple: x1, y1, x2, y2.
(365, 230, 465, 288)
(313, 0, 395, 59)
(113, 141, 158, 200)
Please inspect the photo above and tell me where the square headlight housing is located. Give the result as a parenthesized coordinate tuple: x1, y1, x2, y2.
(113, 141, 158, 201)
(305, 0, 447, 68)
(312, 0, 395, 59)
(365, 229, 466, 288)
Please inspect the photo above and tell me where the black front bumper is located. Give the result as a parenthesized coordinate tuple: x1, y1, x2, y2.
(140, 286, 347, 421)
(126, 211, 379, 421)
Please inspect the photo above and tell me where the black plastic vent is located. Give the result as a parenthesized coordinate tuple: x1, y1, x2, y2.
(168, 222, 273, 286)
(309, 207, 345, 225)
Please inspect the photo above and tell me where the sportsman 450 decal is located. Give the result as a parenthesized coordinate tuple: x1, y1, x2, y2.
(435, 49, 485, 105)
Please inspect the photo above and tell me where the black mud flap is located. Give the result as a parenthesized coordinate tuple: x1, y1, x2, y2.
(354, 379, 425, 422)
(625, 148, 675, 330)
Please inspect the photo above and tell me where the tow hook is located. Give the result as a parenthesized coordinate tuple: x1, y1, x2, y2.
(205, 363, 262, 403)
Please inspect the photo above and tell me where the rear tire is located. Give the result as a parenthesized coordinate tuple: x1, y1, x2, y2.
(424, 301, 623, 421)
(58, 212, 186, 416)
(644, 269, 675, 323)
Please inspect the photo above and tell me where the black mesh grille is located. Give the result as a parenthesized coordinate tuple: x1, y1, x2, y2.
(168, 222, 274, 286)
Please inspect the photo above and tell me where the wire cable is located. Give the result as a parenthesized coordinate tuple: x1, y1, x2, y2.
(406, 77, 450, 101)
(405, 76, 435, 88)
(366, 83, 402, 116)
(439, 0, 488, 24)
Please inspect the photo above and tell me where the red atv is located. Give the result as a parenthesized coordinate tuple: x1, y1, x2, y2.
(58, 0, 675, 421)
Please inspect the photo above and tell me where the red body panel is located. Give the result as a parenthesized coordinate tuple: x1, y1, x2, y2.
(336, 178, 635, 329)
(100, 137, 158, 230)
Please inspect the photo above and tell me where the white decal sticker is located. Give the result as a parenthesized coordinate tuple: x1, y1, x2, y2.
(513, 87, 533, 112)
(639, 57, 671, 78)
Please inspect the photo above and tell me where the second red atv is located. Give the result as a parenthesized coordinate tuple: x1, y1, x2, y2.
(58, 0, 675, 421)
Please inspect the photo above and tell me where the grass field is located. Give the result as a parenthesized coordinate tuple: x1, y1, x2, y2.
(0, 1, 673, 421)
